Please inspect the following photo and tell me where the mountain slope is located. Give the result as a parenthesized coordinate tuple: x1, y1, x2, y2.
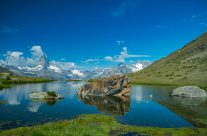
(129, 32, 207, 88)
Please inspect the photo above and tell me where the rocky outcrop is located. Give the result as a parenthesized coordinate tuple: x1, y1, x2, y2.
(171, 86, 207, 97)
(29, 92, 63, 100)
(78, 75, 131, 97)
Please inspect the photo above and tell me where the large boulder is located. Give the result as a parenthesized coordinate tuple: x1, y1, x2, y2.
(171, 86, 207, 97)
(78, 75, 131, 97)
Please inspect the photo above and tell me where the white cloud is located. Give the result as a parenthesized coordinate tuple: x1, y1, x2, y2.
(50, 61, 76, 70)
(82, 58, 100, 64)
(30, 46, 44, 58)
(104, 56, 113, 61)
(71, 69, 84, 77)
(0, 45, 77, 71)
(86, 46, 150, 64)
(4, 51, 25, 66)
(115, 47, 150, 63)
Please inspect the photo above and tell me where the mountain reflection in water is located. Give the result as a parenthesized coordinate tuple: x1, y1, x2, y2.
(78, 95, 130, 115)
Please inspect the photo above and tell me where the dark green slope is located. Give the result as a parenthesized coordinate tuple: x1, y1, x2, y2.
(129, 32, 207, 88)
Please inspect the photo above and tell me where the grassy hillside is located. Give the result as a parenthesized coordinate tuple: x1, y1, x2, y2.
(0, 114, 206, 136)
(129, 32, 207, 89)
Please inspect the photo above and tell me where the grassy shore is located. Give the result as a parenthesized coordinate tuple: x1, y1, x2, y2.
(0, 114, 206, 136)
(0, 74, 53, 90)
(129, 80, 207, 91)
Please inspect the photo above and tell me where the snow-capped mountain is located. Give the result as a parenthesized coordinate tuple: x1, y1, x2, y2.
(0, 52, 150, 80)
(81, 62, 151, 79)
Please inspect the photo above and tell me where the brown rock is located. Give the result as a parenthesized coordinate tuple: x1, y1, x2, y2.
(78, 75, 131, 96)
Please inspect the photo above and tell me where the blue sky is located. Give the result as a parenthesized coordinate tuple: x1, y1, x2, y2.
(0, 0, 207, 70)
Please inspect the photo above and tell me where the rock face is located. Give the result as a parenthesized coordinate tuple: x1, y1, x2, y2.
(78, 75, 131, 97)
(29, 92, 63, 100)
(171, 86, 207, 97)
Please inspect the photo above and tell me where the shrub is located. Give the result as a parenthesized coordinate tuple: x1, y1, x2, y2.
(47, 91, 57, 97)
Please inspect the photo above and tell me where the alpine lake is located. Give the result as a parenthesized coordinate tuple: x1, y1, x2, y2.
(0, 81, 207, 130)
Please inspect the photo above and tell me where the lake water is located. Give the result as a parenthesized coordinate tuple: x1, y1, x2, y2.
(0, 81, 196, 130)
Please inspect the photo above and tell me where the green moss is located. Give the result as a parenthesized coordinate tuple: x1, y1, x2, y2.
(0, 114, 206, 136)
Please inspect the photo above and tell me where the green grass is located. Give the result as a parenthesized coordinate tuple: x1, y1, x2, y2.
(0, 84, 11, 89)
(0, 73, 53, 90)
(0, 114, 206, 136)
(128, 33, 207, 89)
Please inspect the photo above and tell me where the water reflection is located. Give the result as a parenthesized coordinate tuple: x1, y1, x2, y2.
(172, 97, 207, 106)
(78, 95, 130, 115)
(0, 81, 85, 110)
(27, 102, 42, 112)
(0, 82, 197, 129)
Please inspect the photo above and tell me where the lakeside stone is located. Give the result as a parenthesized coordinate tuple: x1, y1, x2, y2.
(29, 92, 64, 100)
(78, 75, 131, 97)
(171, 86, 207, 97)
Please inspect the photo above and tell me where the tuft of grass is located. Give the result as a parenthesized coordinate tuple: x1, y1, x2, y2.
(0, 114, 207, 136)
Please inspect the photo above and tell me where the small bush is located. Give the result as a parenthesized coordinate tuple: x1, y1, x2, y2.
(47, 91, 57, 97)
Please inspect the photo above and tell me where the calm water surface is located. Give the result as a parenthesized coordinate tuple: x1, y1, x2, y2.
(0, 81, 197, 130)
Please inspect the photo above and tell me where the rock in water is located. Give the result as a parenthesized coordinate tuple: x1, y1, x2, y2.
(29, 92, 63, 100)
(171, 86, 207, 97)
(78, 75, 131, 96)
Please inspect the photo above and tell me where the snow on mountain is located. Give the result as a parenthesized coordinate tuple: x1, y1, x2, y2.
(48, 65, 62, 73)
(130, 63, 144, 72)
(0, 51, 151, 80)
(18, 65, 43, 71)
(71, 70, 84, 77)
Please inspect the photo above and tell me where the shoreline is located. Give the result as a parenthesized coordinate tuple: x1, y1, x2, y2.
(0, 114, 206, 136)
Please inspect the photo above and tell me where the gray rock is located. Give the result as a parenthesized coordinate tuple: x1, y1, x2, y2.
(78, 75, 131, 97)
(171, 86, 207, 97)
(29, 92, 63, 100)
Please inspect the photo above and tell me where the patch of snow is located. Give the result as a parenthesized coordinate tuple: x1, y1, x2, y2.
(18, 65, 43, 71)
(71, 69, 84, 77)
(48, 65, 62, 73)
(130, 63, 143, 72)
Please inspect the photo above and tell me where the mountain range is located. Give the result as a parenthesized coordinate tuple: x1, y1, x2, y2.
(129, 32, 207, 89)
(0, 55, 150, 80)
